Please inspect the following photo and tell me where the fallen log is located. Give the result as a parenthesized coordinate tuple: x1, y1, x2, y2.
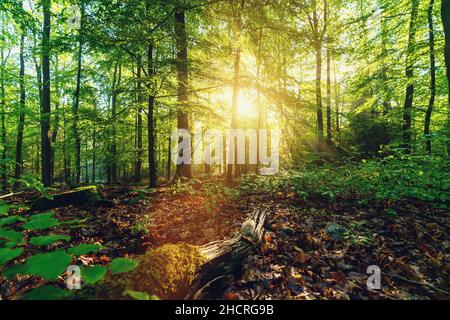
(77, 209, 267, 300)
(30, 186, 113, 211)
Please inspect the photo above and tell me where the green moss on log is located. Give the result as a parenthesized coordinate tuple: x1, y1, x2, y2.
(31, 186, 105, 211)
(76, 243, 207, 300)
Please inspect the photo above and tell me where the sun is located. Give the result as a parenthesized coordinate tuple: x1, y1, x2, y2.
(237, 93, 257, 119)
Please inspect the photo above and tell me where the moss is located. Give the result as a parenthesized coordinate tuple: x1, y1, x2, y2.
(126, 243, 206, 298)
(77, 243, 207, 300)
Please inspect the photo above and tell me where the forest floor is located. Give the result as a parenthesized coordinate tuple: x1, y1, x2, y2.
(1, 178, 449, 300)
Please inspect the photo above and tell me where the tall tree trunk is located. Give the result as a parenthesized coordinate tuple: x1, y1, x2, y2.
(13, 33, 26, 190)
(62, 111, 70, 185)
(92, 127, 96, 182)
(315, 45, 324, 151)
(0, 46, 7, 191)
(425, 0, 436, 155)
(402, 0, 419, 154)
(147, 42, 157, 188)
(72, 3, 84, 185)
(110, 63, 121, 183)
(134, 58, 143, 183)
(381, 14, 391, 115)
(51, 56, 60, 181)
(442, 0, 450, 155)
(167, 131, 171, 180)
(256, 28, 262, 174)
(333, 60, 340, 134)
(41, 0, 52, 187)
(227, 46, 241, 181)
(227, 0, 244, 182)
(326, 47, 332, 146)
(175, 7, 191, 179)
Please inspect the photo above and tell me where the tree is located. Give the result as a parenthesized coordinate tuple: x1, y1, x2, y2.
(72, 1, 85, 185)
(13, 31, 26, 190)
(0, 24, 8, 191)
(134, 58, 143, 183)
(40, 0, 52, 187)
(174, 7, 191, 179)
(402, 0, 419, 153)
(424, 0, 436, 155)
(442, 0, 450, 154)
(304, 0, 328, 151)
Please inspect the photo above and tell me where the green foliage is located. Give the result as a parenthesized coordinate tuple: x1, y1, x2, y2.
(23, 250, 72, 280)
(81, 265, 107, 284)
(0, 247, 23, 265)
(0, 227, 23, 243)
(0, 201, 12, 216)
(29, 234, 71, 246)
(239, 153, 449, 204)
(123, 290, 150, 300)
(108, 257, 139, 274)
(0, 215, 27, 226)
(131, 215, 154, 236)
(68, 243, 101, 256)
(22, 216, 60, 230)
(22, 285, 71, 300)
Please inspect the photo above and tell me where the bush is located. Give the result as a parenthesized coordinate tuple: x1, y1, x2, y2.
(238, 153, 449, 205)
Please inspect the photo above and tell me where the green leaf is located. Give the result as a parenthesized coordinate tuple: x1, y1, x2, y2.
(24, 250, 72, 280)
(0, 204, 11, 216)
(29, 212, 55, 220)
(0, 247, 23, 265)
(108, 257, 138, 274)
(123, 290, 149, 300)
(22, 217, 60, 231)
(22, 285, 71, 300)
(0, 227, 23, 242)
(3, 263, 27, 278)
(81, 265, 107, 284)
(29, 234, 71, 246)
(68, 243, 101, 256)
(0, 215, 21, 226)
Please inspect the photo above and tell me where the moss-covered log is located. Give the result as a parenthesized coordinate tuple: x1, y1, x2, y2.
(78, 209, 267, 300)
(31, 186, 112, 211)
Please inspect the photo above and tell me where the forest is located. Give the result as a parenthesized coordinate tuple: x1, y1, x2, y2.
(0, 0, 449, 301)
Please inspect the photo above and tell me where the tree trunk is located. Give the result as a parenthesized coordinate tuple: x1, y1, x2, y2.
(256, 29, 263, 174)
(13, 33, 26, 190)
(442, 0, 450, 155)
(92, 127, 96, 182)
(425, 0, 436, 155)
(147, 43, 156, 188)
(315, 45, 324, 151)
(62, 111, 70, 185)
(167, 132, 172, 180)
(41, 0, 52, 187)
(175, 8, 191, 179)
(72, 4, 84, 185)
(134, 59, 143, 183)
(402, 0, 419, 154)
(333, 60, 340, 134)
(227, 0, 244, 182)
(110, 63, 121, 183)
(51, 56, 60, 182)
(326, 47, 332, 146)
(227, 46, 241, 182)
(0, 46, 7, 191)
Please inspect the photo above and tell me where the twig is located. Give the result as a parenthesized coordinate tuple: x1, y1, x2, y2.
(384, 271, 450, 296)
(0, 192, 20, 200)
